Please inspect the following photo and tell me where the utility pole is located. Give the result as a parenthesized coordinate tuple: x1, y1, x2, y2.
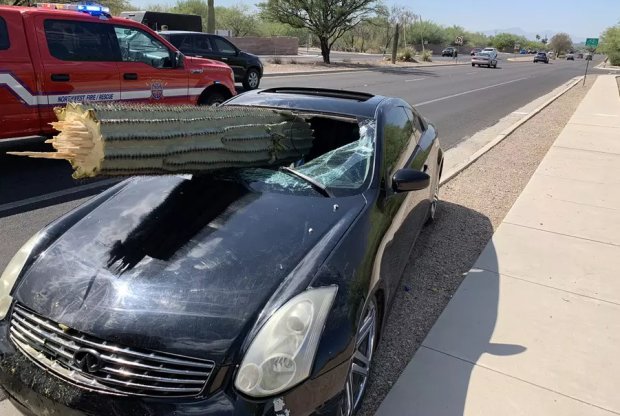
(391, 23, 400, 64)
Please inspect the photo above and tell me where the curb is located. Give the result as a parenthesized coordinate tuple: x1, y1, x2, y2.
(263, 62, 469, 78)
(595, 63, 620, 71)
(439, 75, 583, 186)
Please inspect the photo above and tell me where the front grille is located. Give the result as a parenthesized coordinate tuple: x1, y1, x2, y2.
(9, 304, 215, 397)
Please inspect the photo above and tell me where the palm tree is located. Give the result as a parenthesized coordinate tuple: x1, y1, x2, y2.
(207, 0, 215, 33)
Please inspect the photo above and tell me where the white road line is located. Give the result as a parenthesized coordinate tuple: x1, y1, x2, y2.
(593, 113, 619, 117)
(405, 78, 424, 82)
(0, 179, 119, 214)
(512, 111, 529, 115)
(414, 76, 530, 107)
(466, 71, 478, 75)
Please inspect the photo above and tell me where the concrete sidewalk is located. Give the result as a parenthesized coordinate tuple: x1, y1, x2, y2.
(377, 75, 620, 415)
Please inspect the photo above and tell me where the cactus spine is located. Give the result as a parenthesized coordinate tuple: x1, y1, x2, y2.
(9, 103, 314, 179)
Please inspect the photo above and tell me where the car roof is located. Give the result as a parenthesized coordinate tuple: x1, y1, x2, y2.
(225, 88, 387, 119)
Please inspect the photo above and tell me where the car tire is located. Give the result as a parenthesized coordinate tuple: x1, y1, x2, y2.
(242, 68, 261, 90)
(426, 174, 440, 225)
(199, 92, 226, 106)
(340, 296, 378, 416)
(471, 63, 475, 67)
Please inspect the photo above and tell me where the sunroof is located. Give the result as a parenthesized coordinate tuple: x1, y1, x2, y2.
(259, 88, 373, 102)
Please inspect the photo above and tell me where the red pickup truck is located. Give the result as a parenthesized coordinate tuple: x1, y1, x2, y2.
(0, 3, 236, 141)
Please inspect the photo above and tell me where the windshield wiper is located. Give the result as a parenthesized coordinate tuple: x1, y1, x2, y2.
(279, 166, 333, 198)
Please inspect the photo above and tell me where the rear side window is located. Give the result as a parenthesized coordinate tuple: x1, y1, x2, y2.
(44, 20, 118, 61)
(0, 17, 9, 50)
(194, 35, 212, 55)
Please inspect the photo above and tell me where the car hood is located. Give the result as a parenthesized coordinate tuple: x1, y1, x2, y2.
(239, 50, 260, 62)
(14, 175, 365, 363)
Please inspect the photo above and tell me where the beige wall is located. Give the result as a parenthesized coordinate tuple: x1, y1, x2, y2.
(226, 37, 298, 55)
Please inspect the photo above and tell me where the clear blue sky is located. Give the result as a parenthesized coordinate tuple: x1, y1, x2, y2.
(132, 0, 619, 40)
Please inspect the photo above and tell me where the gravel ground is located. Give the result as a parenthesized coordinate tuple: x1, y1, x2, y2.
(358, 75, 597, 416)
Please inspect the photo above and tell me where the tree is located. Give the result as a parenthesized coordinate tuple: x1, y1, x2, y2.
(536, 34, 540, 41)
(259, 0, 378, 63)
(217, 5, 258, 37)
(491, 32, 527, 51)
(406, 20, 446, 48)
(549, 32, 572, 55)
(207, 0, 215, 33)
(600, 23, 620, 65)
(171, 0, 209, 31)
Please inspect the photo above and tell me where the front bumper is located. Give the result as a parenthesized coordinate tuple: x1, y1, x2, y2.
(0, 319, 349, 416)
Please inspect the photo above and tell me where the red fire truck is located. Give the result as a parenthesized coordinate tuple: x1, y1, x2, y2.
(0, 3, 236, 141)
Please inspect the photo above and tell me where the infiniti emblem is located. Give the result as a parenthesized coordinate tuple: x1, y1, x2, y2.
(73, 348, 103, 373)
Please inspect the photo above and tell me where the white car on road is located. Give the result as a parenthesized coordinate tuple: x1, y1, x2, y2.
(472, 52, 498, 68)
(482, 47, 498, 58)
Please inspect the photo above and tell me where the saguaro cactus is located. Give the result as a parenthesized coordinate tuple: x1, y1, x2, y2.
(10, 103, 314, 179)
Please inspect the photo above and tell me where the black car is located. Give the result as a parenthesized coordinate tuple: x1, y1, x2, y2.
(0, 88, 442, 416)
(441, 47, 457, 57)
(160, 31, 263, 90)
(533, 52, 549, 63)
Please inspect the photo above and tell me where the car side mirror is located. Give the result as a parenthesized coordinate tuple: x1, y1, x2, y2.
(173, 51, 184, 68)
(392, 169, 430, 192)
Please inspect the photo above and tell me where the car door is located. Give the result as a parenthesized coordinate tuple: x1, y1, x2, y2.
(36, 17, 120, 130)
(0, 13, 42, 139)
(210, 36, 245, 80)
(112, 25, 188, 104)
(378, 106, 426, 297)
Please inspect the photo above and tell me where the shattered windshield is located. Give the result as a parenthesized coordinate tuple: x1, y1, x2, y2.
(238, 118, 375, 197)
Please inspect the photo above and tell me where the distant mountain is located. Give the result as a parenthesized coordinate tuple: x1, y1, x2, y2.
(481, 27, 584, 43)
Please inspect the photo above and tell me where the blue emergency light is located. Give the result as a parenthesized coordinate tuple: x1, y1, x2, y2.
(36, 3, 111, 17)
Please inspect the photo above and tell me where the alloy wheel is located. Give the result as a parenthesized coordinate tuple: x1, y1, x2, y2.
(428, 179, 439, 223)
(340, 300, 377, 416)
(247, 71, 259, 89)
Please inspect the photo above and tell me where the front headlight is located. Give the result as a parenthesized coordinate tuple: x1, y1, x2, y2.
(0, 231, 43, 319)
(235, 286, 337, 397)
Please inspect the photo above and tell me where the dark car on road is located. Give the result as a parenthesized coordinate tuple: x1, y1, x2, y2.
(160, 31, 264, 90)
(442, 47, 457, 57)
(0, 88, 443, 416)
(533, 52, 549, 63)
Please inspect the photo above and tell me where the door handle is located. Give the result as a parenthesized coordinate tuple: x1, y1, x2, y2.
(51, 73, 70, 82)
(123, 73, 138, 80)
(221, 57, 228, 61)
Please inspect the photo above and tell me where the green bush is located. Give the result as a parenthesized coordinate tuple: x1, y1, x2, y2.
(608, 53, 620, 66)
(397, 48, 417, 62)
(421, 50, 433, 62)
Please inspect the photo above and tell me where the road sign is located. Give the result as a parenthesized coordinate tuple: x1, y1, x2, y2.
(514, 43, 521, 50)
(455, 36, 463, 45)
(585, 38, 599, 47)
